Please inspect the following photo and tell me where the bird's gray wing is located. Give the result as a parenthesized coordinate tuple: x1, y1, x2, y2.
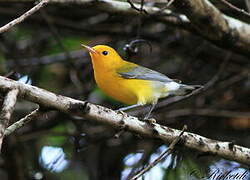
(117, 65, 174, 83)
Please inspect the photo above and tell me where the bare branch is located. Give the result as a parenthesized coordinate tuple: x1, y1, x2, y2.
(0, 89, 19, 151)
(16, 0, 250, 57)
(164, 108, 250, 119)
(4, 108, 41, 136)
(0, 0, 50, 33)
(219, 0, 250, 18)
(127, 0, 148, 14)
(0, 76, 250, 165)
(166, 0, 175, 7)
(172, 0, 250, 57)
(131, 125, 187, 180)
(1, 0, 250, 56)
(43, 0, 190, 29)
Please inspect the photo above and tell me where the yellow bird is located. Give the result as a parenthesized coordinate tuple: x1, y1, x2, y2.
(82, 44, 202, 119)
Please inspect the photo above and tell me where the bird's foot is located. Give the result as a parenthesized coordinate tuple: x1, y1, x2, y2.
(115, 109, 127, 117)
(142, 117, 156, 125)
(114, 110, 127, 138)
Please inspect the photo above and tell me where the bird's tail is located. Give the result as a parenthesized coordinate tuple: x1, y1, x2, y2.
(174, 84, 203, 96)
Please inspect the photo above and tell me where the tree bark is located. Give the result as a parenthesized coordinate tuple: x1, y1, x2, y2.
(0, 76, 249, 165)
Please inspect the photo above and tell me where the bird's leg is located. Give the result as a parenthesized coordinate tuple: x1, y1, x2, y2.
(117, 104, 141, 111)
(144, 103, 156, 119)
(116, 104, 141, 125)
(114, 104, 141, 138)
(143, 103, 156, 124)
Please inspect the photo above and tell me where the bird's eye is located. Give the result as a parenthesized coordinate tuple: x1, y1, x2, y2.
(102, 51, 108, 55)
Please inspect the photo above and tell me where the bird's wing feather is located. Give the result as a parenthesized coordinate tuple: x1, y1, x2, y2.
(117, 65, 174, 83)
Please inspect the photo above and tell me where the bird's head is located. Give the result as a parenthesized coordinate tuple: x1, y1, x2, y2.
(81, 44, 124, 70)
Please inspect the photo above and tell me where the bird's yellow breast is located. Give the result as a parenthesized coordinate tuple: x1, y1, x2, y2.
(94, 69, 154, 105)
(86, 44, 168, 105)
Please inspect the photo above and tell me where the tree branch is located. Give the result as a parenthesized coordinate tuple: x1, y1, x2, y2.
(172, 0, 250, 56)
(2, 0, 250, 57)
(4, 108, 41, 136)
(131, 125, 187, 180)
(0, 88, 19, 151)
(219, 0, 250, 18)
(54, 0, 250, 57)
(0, 0, 190, 31)
(0, 0, 50, 33)
(0, 75, 250, 165)
(164, 108, 250, 119)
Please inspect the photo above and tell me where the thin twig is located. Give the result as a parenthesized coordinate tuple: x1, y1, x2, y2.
(0, 0, 50, 33)
(127, 0, 148, 14)
(0, 89, 19, 151)
(4, 108, 41, 136)
(131, 125, 187, 180)
(166, 0, 175, 7)
(126, 149, 154, 179)
(155, 0, 176, 14)
(219, 0, 250, 18)
(4, 71, 15, 78)
(157, 86, 204, 109)
(164, 108, 250, 118)
(159, 52, 231, 108)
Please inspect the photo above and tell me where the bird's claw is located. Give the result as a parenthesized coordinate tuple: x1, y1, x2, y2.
(115, 110, 127, 117)
(143, 117, 156, 124)
(114, 110, 127, 138)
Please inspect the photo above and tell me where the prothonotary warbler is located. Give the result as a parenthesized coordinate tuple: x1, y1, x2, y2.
(82, 44, 202, 119)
